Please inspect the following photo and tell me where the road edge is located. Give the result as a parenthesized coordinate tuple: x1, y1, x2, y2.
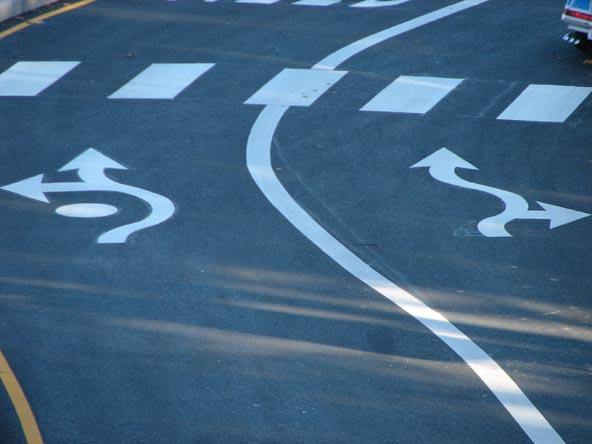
(0, 350, 43, 444)
(0, 0, 57, 23)
(0, 0, 94, 40)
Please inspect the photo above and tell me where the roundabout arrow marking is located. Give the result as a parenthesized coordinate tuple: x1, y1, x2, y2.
(246, 1, 565, 442)
(1, 148, 175, 244)
(411, 148, 590, 237)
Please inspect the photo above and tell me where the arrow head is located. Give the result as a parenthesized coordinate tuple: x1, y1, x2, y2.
(410, 148, 479, 170)
(58, 148, 127, 172)
(537, 201, 590, 229)
(1, 174, 49, 203)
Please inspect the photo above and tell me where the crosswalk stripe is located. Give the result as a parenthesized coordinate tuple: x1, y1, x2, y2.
(235, 0, 282, 4)
(294, 0, 341, 6)
(3, 60, 590, 127)
(108, 63, 214, 100)
(350, 0, 410, 7)
(0, 61, 80, 97)
(497, 84, 592, 123)
(245, 68, 347, 107)
(361, 75, 463, 114)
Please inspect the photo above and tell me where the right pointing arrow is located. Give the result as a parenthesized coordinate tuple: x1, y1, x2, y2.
(412, 148, 590, 237)
(532, 202, 590, 229)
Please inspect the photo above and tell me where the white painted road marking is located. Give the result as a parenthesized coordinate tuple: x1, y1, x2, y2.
(350, 0, 410, 8)
(236, 0, 281, 4)
(497, 84, 592, 123)
(55, 203, 119, 218)
(1, 149, 175, 244)
(411, 148, 590, 236)
(294, 0, 340, 6)
(245, 68, 347, 107)
(1, 60, 589, 126)
(245, 1, 565, 442)
(314, 0, 490, 70)
(0, 61, 79, 96)
(361, 76, 463, 114)
(108, 63, 214, 99)
(209, 0, 411, 7)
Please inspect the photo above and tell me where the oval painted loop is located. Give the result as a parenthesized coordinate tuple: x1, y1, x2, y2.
(55, 203, 119, 218)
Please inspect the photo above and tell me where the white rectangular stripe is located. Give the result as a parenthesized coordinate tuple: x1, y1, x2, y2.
(109, 63, 214, 99)
(294, 0, 341, 6)
(245, 68, 347, 107)
(351, 0, 410, 7)
(236, 0, 281, 4)
(0, 61, 80, 96)
(361, 76, 463, 114)
(497, 84, 592, 123)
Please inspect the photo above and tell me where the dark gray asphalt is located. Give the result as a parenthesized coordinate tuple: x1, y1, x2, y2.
(0, 0, 590, 443)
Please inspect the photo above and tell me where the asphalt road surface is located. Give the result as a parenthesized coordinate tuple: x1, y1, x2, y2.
(0, 0, 590, 443)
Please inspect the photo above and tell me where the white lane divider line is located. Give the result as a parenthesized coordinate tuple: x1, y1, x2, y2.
(245, 68, 347, 107)
(314, 0, 489, 70)
(294, 0, 340, 6)
(497, 84, 592, 123)
(361, 76, 463, 114)
(108, 63, 214, 100)
(245, 1, 565, 442)
(0, 61, 80, 97)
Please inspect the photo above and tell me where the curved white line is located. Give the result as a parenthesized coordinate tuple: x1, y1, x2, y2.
(425, 163, 529, 237)
(313, 0, 491, 70)
(246, 2, 565, 443)
(96, 182, 176, 244)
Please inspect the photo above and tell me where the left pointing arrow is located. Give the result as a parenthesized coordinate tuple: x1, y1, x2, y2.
(2, 174, 50, 203)
(2, 148, 175, 243)
(2, 175, 97, 203)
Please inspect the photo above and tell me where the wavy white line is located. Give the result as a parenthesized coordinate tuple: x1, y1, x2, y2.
(245, 2, 565, 443)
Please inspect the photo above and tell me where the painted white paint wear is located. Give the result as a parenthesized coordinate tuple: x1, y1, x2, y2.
(361, 76, 463, 114)
(245, 0, 566, 442)
(0, 61, 79, 96)
(294, 0, 340, 6)
(109, 63, 214, 99)
(245, 68, 347, 107)
(498, 84, 592, 123)
(1, 149, 175, 244)
(411, 148, 590, 237)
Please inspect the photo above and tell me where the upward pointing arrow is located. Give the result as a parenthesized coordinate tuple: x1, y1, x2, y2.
(1, 148, 174, 244)
(59, 148, 126, 182)
(411, 147, 478, 171)
(1, 149, 127, 203)
(412, 148, 590, 236)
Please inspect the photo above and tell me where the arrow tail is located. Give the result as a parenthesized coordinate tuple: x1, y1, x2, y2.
(96, 183, 175, 243)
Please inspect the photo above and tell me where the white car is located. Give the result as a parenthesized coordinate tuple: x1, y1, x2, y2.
(562, 0, 592, 53)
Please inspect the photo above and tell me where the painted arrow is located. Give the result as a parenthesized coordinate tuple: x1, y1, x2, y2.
(1, 148, 175, 244)
(411, 148, 590, 237)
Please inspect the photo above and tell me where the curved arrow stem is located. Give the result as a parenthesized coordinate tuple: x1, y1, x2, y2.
(426, 164, 529, 237)
(95, 181, 175, 244)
